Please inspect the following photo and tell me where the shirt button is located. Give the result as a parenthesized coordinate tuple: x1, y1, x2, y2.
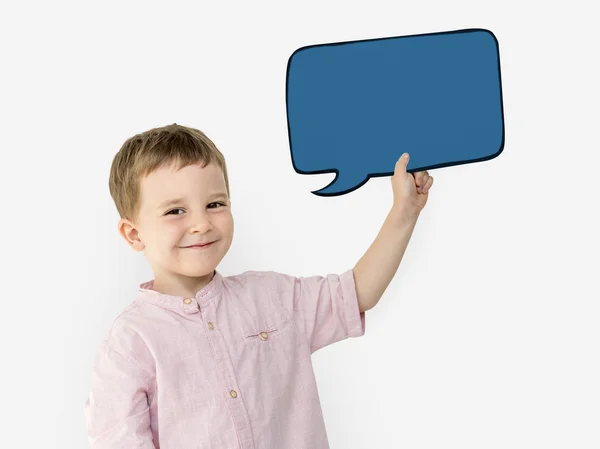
(259, 332, 269, 341)
(183, 298, 193, 305)
(229, 390, 238, 398)
(208, 322, 214, 330)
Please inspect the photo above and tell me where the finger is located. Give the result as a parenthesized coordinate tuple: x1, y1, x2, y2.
(394, 153, 410, 176)
(415, 171, 429, 192)
(422, 176, 434, 194)
(414, 171, 424, 186)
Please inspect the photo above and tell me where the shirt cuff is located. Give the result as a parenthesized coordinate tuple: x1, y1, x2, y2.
(340, 268, 366, 338)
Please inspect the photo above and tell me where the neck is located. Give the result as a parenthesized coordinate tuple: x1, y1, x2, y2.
(152, 270, 216, 297)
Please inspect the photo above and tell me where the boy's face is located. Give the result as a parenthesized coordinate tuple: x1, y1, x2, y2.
(118, 162, 233, 296)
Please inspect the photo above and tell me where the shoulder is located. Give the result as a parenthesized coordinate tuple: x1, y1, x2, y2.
(222, 270, 298, 292)
(89, 303, 156, 380)
(99, 302, 154, 367)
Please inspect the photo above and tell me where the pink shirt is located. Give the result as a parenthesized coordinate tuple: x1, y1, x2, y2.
(84, 269, 366, 448)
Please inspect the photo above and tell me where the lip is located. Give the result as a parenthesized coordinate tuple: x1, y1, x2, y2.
(183, 242, 215, 249)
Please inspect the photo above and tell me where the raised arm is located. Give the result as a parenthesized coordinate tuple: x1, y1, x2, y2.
(353, 153, 434, 312)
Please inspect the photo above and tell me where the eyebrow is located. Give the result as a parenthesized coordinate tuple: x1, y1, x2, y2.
(157, 193, 228, 210)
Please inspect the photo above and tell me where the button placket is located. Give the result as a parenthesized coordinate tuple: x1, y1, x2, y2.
(181, 297, 200, 315)
(201, 299, 254, 447)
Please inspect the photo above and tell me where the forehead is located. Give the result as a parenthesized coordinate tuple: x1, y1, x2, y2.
(140, 163, 226, 204)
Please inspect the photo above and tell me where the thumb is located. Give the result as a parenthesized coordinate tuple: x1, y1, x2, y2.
(394, 153, 410, 176)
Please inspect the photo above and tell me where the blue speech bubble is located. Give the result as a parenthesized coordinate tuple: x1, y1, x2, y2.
(286, 28, 504, 196)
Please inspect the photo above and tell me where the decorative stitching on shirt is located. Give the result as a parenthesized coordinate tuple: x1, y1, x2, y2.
(244, 328, 278, 339)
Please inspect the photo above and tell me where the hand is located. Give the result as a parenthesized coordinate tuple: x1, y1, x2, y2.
(390, 152, 434, 220)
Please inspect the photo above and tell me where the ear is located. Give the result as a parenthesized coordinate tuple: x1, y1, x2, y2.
(118, 218, 145, 251)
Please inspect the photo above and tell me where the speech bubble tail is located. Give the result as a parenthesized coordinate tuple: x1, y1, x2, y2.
(311, 171, 369, 196)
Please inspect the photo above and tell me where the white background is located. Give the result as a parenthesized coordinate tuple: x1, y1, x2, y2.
(1, 0, 599, 448)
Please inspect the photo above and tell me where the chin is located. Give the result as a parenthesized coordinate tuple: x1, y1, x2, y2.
(184, 260, 217, 271)
(184, 258, 222, 275)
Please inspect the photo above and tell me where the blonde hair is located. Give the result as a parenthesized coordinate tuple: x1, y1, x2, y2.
(109, 123, 230, 222)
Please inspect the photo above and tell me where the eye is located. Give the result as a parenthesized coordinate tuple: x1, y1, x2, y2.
(165, 202, 226, 216)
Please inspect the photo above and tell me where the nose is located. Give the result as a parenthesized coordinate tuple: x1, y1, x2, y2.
(190, 211, 213, 234)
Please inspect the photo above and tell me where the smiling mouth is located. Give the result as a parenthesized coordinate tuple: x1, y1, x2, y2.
(184, 242, 215, 249)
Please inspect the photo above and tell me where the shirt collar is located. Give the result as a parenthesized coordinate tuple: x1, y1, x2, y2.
(135, 270, 224, 315)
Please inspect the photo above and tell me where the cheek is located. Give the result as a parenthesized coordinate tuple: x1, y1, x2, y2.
(218, 213, 234, 236)
(159, 222, 185, 241)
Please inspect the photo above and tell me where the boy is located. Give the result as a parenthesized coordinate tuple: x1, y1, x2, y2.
(84, 123, 433, 448)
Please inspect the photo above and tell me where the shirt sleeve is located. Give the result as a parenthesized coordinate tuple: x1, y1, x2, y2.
(269, 268, 366, 353)
(84, 342, 156, 448)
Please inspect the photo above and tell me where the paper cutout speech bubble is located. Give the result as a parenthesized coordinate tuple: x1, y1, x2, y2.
(286, 28, 505, 196)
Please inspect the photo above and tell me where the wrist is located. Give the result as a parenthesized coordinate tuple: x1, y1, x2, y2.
(388, 205, 420, 228)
